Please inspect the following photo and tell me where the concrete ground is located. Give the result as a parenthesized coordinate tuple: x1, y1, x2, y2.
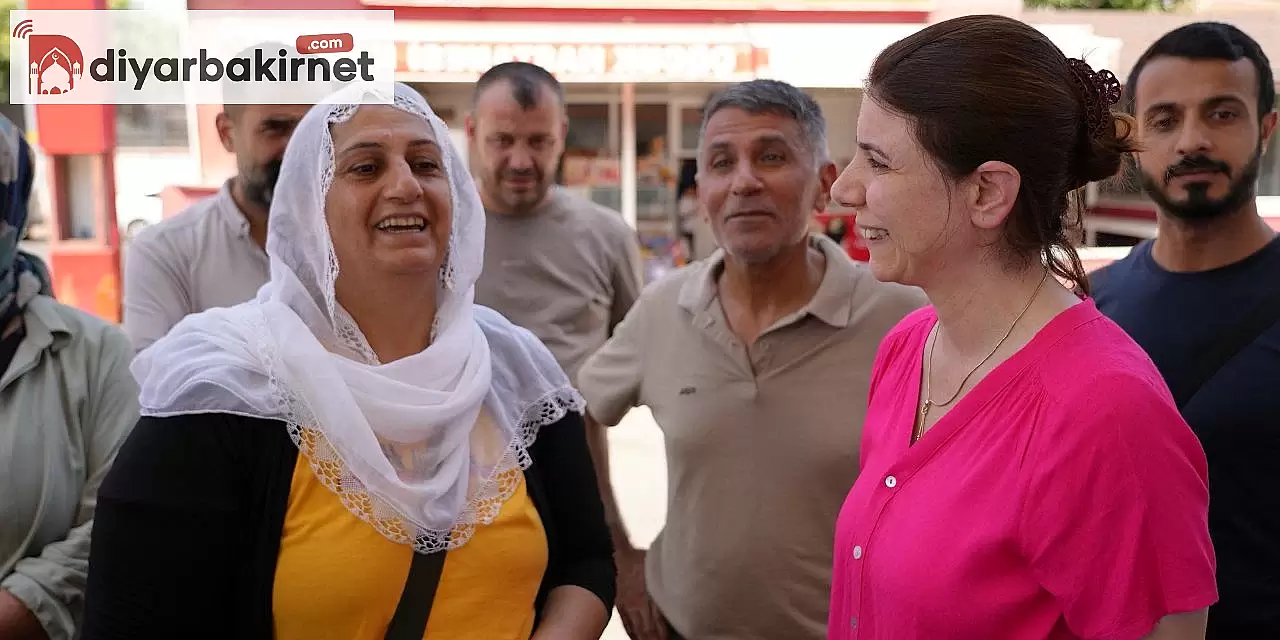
(600, 407, 668, 640)
(18, 237, 669, 640)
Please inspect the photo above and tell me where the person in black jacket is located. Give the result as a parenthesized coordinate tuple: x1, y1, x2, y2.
(82, 82, 615, 640)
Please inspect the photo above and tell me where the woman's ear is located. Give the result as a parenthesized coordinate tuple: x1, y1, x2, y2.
(968, 160, 1021, 231)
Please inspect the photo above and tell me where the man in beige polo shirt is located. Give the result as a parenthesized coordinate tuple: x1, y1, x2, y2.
(122, 44, 314, 353)
(579, 80, 926, 640)
(468, 62, 643, 383)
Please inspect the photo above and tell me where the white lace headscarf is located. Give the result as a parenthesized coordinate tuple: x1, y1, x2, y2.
(131, 82, 584, 552)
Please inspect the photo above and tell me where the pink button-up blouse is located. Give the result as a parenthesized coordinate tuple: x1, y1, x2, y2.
(829, 301, 1218, 640)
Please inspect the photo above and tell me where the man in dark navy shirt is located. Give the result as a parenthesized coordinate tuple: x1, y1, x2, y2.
(1091, 22, 1280, 638)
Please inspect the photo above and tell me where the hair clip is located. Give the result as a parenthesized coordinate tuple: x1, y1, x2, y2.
(1067, 58, 1122, 138)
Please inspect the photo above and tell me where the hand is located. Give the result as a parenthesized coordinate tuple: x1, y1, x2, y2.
(0, 590, 47, 640)
(614, 547, 667, 640)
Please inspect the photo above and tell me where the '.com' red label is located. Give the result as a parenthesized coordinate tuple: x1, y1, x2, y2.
(297, 33, 353, 55)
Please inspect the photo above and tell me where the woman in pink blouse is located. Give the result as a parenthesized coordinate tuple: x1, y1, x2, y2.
(826, 15, 1218, 640)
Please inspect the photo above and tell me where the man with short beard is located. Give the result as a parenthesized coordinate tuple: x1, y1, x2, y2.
(468, 62, 643, 386)
(122, 43, 311, 353)
(578, 80, 924, 640)
(1091, 22, 1280, 639)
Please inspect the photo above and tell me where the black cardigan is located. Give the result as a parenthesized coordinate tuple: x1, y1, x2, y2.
(81, 410, 616, 639)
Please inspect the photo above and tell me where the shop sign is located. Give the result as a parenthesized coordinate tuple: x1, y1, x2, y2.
(397, 41, 767, 82)
(370, 0, 933, 9)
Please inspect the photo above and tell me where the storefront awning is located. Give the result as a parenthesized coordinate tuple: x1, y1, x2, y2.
(393, 20, 1122, 88)
(370, 0, 935, 8)
(395, 22, 919, 86)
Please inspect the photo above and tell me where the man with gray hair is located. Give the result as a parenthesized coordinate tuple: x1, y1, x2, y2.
(578, 79, 925, 639)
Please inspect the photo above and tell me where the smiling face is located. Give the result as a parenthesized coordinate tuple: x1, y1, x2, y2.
(325, 105, 454, 287)
(830, 98, 992, 286)
(695, 107, 830, 265)
(1133, 56, 1278, 222)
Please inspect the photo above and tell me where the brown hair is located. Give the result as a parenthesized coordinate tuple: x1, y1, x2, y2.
(866, 14, 1134, 295)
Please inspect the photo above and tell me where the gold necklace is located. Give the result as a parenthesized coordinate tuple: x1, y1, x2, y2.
(913, 271, 1049, 444)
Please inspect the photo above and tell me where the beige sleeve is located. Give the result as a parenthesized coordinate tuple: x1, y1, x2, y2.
(578, 291, 649, 427)
(121, 238, 192, 354)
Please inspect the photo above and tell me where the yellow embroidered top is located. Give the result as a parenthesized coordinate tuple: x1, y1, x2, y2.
(271, 455, 548, 639)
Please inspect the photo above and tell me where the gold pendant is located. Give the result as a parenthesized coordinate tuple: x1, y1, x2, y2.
(913, 401, 931, 444)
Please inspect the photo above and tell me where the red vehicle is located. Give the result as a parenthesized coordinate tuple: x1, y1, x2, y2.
(814, 211, 870, 262)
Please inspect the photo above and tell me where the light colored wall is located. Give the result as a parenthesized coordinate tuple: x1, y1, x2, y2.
(813, 89, 862, 168)
(1025, 7, 1280, 80)
(114, 148, 201, 231)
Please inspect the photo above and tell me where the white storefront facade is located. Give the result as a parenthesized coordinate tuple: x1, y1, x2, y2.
(393, 18, 1120, 268)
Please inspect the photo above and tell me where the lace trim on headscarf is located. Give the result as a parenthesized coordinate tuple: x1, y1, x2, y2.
(249, 310, 586, 551)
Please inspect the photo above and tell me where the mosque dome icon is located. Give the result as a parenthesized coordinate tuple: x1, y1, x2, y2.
(39, 50, 77, 94)
(26, 35, 87, 96)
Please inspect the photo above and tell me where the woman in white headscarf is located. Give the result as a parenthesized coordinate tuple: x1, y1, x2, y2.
(81, 83, 615, 640)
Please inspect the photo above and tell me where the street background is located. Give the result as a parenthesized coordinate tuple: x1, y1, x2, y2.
(15, 2, 1280, 634)
(599, 407, 667, 639)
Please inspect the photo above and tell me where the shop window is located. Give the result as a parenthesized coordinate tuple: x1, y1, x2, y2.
(116, 104, 188, 148)
(560, 103, 613, 191)
(565, 104, 609, 155)
(680, 106, 703, 155)
(635, 103, 672, 214)
(635, 103, 678, 276)
(635, 104, 669, 157)
(53, 154, 99, 240)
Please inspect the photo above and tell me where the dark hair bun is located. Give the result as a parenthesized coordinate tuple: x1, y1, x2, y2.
(865, 14, 1134, 296)
(1069, 111, 1134, 190)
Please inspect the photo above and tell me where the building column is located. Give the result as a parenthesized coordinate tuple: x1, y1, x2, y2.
(30, 0, 121, 323)
(620, 82, 637, 229)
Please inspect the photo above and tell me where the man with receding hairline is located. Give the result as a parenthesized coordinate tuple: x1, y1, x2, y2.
(578, 79, 925, 640)
(468, 62, 644, 389)
(122, 42, 314, 354)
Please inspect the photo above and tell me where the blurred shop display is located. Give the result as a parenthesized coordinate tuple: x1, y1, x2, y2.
(157, 184, 219, 219)
(813, 212, 869, 262)
(559, 102, 688, 283)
